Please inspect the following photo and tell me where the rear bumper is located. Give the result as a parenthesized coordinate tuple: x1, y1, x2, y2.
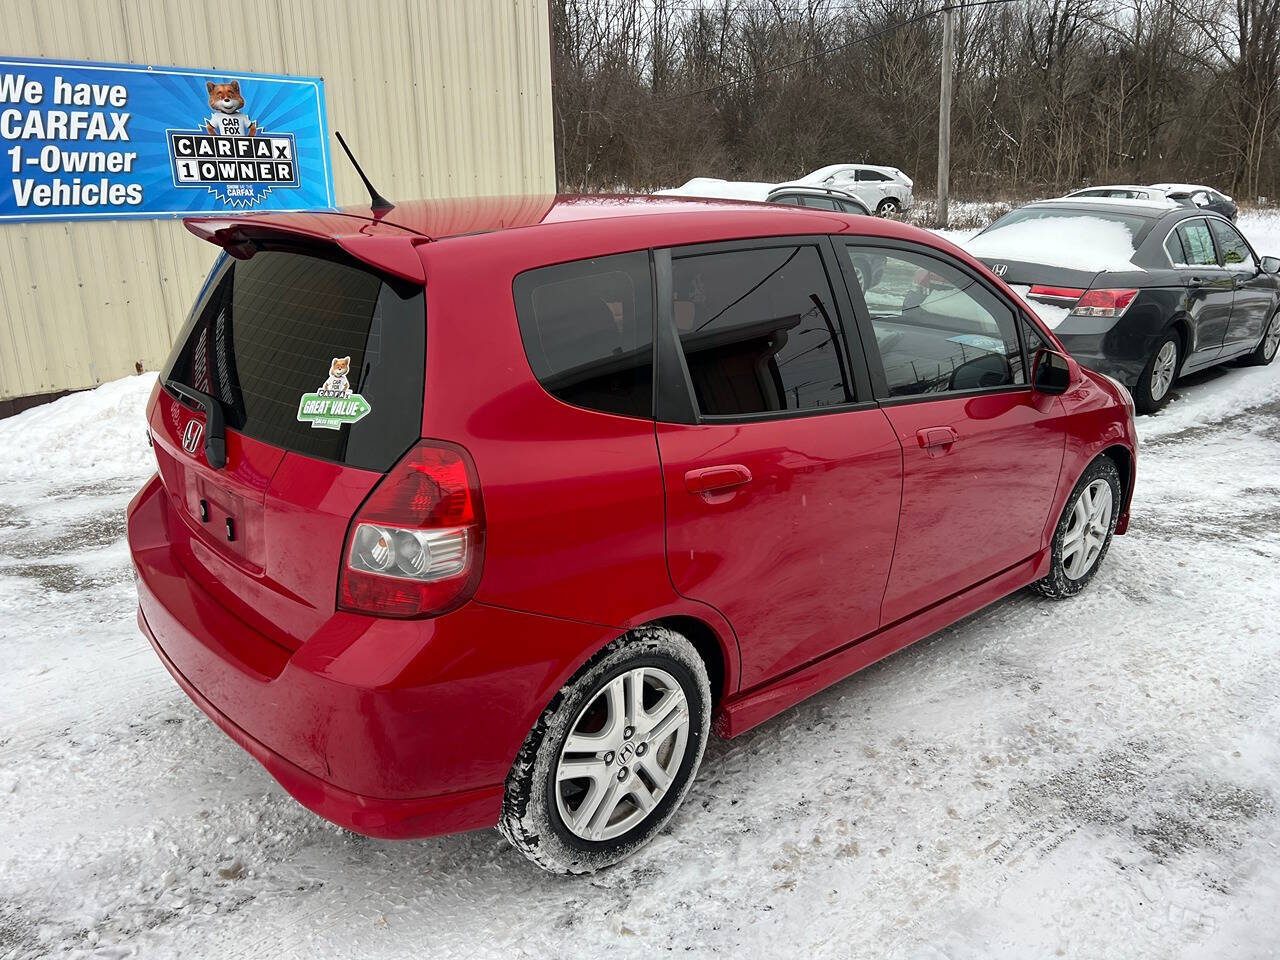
(1055, 332, 1146, 387)
(139, 604, 502, 838)
(128, 473, 612, 839)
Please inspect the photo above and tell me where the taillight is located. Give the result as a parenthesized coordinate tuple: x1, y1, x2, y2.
(1028, 284, 1086, 301)
(338, 441, 484, 618)
(1070, 288, 1139, 318)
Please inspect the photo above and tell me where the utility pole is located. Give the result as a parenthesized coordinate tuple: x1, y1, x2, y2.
(937, 3, 955, 228)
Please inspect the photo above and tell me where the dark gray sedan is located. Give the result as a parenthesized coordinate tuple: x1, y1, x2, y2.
(968, 199, 1280, 413)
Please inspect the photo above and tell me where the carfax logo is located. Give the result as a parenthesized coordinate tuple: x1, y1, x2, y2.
(166, 78, 300, 207)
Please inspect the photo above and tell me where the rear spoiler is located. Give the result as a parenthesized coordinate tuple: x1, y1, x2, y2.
(183, 217, 428, 284)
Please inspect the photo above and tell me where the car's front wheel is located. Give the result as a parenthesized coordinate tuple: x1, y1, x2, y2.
(1241, 309, 1280, 366)
(1033, 456, 1121, 599)
(498, 627, 711, 874)
(1134, 330, 1181, 414)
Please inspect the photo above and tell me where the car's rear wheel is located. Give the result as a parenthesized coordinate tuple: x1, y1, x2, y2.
(876, 198, 901, 218)
(1134, 330, 1181, 414)
(1033, 456, 1121, 599)
(498, 627, 710, 874)
(1241, 309, 1280, 366)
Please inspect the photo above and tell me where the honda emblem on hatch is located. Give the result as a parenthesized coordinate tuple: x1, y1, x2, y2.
(992, 263, 1008, 277)
(182, 419, 204, 455)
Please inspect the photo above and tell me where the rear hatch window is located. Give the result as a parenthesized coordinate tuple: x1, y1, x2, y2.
(148, 243, 425, 652)
(164, 244, 425, 472)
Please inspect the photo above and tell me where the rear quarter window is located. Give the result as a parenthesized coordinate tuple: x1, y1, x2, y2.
(163, 246, 426, 472)
(513, 252, 655, 418)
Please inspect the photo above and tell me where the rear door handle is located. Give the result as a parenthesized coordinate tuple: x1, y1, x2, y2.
(684, 464, 753, 495)
(917, 426, 959, 450)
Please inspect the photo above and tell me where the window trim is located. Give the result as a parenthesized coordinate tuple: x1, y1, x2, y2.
(654, 234, 877, 425)
(835, 235, 1038, 406)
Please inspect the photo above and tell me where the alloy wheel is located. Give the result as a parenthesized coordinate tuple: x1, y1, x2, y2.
(1265, 314, 1280, 360)
(1062, 478, 1113, 580)
(555, 666, 690, 842)
(1149, 340, 1178, 401)
(878, 200, 899, 218)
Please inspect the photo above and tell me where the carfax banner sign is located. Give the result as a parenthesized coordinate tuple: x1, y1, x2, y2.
(0, 56, 334, 221)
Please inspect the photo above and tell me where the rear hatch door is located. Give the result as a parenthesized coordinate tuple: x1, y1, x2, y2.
(151, 229, 427, 650)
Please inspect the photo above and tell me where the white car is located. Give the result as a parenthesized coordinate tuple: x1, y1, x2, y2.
(787, 164, 914, 217)
(1065, 184, 1172, 202)
(655, 178, 872, 215)
(1150, 182, 1239, 221)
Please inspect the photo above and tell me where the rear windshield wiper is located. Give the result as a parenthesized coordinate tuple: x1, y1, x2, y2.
(164, 379, 227, 469)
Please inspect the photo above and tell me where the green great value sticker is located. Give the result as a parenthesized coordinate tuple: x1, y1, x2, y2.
(296, 392, 371, 430)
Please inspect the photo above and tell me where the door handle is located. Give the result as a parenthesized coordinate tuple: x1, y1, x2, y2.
(684, 464, 753, 495)
(917, 426, 959, 450)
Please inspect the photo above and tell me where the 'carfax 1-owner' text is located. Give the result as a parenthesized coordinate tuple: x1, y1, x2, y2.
(0, 57, 333, 222)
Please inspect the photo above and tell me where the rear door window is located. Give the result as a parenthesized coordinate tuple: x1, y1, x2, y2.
(800, 196, 839, 210)
(513, 252, 654, 418)
(1174, 220, 1218, 266)
(669, 244, 855, 417)
(163, 246, 426, 472)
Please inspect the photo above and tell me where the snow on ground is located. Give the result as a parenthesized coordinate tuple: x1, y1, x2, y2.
(3, 221, 1280, 960)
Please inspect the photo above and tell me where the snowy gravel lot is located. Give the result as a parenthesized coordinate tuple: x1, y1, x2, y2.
(3, 214, 1280, 960)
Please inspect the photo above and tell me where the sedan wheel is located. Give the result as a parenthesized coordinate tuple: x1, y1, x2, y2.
(1150, 340, 1177, 400)
(1135, 332, 1181, 414)
(1243, 310, 1280, 366)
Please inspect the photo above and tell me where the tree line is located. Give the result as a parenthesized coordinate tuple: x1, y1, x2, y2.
(551, 0, 1280, 204)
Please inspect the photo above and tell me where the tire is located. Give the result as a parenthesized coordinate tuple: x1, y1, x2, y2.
(876, 198, 901, 218)
(1240, 309, 1280, 366)
(1033, 456, 1122, 600)
(498, 626, 711, 874)
(1134, 330, 1181, 414)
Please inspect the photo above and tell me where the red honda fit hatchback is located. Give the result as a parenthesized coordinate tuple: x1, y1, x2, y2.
(128, 195, 1137, 873)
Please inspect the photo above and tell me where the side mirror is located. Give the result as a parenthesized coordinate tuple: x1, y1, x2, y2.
(1261, 255, 1280, 275)
(1033, 349, 1072, 395)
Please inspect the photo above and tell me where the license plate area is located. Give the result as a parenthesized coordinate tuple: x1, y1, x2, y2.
(184, 469, 265, 573)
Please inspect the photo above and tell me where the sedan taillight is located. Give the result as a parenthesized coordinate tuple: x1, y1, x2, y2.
(1070, 288, 1139, 318)
(339, 441, 484, 619)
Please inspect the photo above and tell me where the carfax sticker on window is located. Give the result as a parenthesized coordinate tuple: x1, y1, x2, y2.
(296, 356, 371, 430)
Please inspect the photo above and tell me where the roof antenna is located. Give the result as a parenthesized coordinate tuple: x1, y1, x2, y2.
(334, 130, 394, 214)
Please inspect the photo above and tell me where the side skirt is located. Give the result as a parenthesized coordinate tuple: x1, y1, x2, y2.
(714, 553, 1044, 738)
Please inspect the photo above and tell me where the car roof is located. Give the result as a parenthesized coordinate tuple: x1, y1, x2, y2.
(767, 184, 863, 200)
(1151, 182, 1214, 192)
(1068, 185, 1165, 195)
(184, 193, 950, 276)
(800, 163, 901, 180)
(1017, 196, 1176, 217)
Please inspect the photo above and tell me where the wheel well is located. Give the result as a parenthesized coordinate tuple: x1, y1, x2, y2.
(1168, 316, 1190, 361)
(1100, 444, 1133, 503)
(652, 616, 728, 708)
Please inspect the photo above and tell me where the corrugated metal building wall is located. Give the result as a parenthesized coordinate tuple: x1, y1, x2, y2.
(0, 0, 555, 407)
